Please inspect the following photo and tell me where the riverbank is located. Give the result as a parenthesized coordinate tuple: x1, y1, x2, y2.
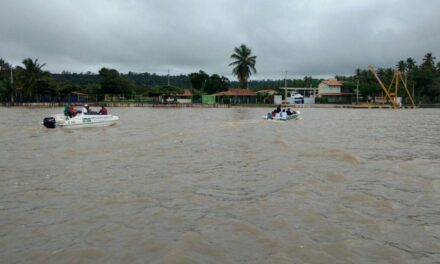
(1, 102, 438, 108)
(2, 107, 440, 263)
(0, 102, 230, 108)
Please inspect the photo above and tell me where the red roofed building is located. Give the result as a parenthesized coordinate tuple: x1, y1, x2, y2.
(167, 89, 192, 103)
(213, 89, 256, 96)
(212, 88, 257, 104)
(318, 79, 354, 103)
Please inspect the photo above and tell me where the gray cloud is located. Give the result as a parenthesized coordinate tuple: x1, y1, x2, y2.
(1, 0, 439, 79)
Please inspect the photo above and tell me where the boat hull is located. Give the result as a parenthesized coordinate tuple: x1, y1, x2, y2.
(44, 114, 119, 128)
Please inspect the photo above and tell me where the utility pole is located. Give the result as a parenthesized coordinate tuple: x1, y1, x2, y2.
(167, 69, 170, 86)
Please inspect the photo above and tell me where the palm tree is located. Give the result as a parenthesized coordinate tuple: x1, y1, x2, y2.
(0, 59, 12, 101)
(406, 58, 416, 71)
(229, 44, 257, 87)
(20, 58, 46, 98)
(421, 52, 436, 69)
(396, 60, 407, 73)
(406, 58, 417, 93)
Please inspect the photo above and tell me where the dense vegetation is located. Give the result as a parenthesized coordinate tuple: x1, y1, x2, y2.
(1, 52, 439, 103)
(336, 53, 440, 103)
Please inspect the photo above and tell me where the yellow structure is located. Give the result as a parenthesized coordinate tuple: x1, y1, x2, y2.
(368, 65, 416, 108)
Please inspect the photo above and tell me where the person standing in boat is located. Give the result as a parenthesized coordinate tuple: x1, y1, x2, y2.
(99, 105, 108, 115)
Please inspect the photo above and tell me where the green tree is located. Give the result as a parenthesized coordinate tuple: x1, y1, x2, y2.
(421, 52, 436, 70)
(0, 58, 13, 101)
(18, 58, 46, 98)
(204, 74, 230, 94)
(146, 85, 183, 102)
(426, 77, 440, 101)
(188, 71, 209, 91)
(229, 44, 257, 87)
(397, 60, 407, 73)
(415, 53, 437, 98)
(406, 58, 417, 96)
(147, 85, 182, 96)
(406, 58, 417, 70)
(33, 76, 57, 97)
(384, 68, 394, 86)
(99, 67, 134, 96)
(303, 76, 312, 87)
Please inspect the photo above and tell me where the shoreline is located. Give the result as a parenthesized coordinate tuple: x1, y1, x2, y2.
(0, 102, 438, 108)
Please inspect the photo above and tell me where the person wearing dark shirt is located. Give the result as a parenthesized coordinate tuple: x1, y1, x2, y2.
(99, 105, 108, 115)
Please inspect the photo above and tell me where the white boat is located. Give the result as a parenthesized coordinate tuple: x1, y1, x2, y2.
(264, 111, 301, 121)
(43, 113, 119, 128)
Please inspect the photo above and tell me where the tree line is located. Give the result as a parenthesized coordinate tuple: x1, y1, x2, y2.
(1, 51, 439, 103)
(337, 53, 440, 103)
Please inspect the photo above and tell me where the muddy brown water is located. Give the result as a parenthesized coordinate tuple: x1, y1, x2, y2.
(1, 107, 439, 263)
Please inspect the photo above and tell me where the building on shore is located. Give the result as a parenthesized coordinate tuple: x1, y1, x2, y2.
(167, 89, 192, 103)
(278, 87, 318, 104)
(256, 89, 278, 104)
(318, 79, 354, 103)
(212, 89, 257, 104)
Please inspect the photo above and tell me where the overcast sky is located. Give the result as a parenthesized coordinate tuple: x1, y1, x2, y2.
(1, 0, 440, 79)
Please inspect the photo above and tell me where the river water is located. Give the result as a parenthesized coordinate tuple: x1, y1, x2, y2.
(1, 107, 439, 263)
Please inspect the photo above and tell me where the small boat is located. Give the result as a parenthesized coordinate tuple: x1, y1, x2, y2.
(264, 111, 301, 121)
(43, 113, 119, 128)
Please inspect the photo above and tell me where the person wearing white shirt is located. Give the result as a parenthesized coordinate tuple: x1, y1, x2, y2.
(82, 104, 89, 115)
(280, 109, 287, 119)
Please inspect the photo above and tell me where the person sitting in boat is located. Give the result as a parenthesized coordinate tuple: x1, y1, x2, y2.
(67, 103, 77, 117)
(82, 104, 99, 115)
(280, 109, 287, 119)
(99, 105, 108, 115)
(64, 103, 71, 117)
(286, 108, 292, 116)
(272, 106, 281, 117)
(81, 104, 89, 115)
(287, 108, 297, 115)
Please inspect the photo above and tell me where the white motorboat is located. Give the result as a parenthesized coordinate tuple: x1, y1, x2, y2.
(43, 113, 119, 128)
(264, 111, 301, 121)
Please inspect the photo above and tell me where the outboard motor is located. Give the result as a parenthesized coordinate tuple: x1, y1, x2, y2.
(43, 117, 56, 128)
